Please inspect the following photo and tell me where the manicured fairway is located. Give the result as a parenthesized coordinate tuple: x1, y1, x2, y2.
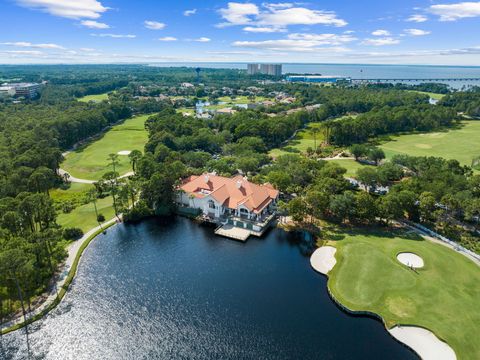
(379, 121, 480, 168)
(326, 159, 373, 177)
(269, 122, 325, 157)
(409, 90, 446, 101)
(77, 93, 109, 102)
(326, 228, 480, 359)
(62, 114, 149, 180)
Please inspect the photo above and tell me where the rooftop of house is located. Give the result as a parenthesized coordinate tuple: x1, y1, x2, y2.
(180, 173, 279, 214)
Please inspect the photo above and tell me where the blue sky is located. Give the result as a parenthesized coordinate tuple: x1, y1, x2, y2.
(1, 0, 479, 65)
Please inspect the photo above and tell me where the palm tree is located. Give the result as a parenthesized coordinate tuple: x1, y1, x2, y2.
(86, 188, 102, 229)
(107, 153, 120, 177)
(128, 150, 142, 175)
(311, 128, 319, 152)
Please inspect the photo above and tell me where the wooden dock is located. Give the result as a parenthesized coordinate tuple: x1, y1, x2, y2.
(214, 224, 251, 241)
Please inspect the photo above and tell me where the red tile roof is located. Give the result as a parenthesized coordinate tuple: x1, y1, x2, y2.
(180, 173, 279, 214)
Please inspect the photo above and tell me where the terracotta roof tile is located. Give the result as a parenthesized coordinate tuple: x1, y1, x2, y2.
(180, 173, 279, 212)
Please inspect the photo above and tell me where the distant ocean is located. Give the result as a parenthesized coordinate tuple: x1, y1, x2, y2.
(150, 62, 480, 88)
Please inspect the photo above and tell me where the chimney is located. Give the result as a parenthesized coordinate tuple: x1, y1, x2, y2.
(236, 180, 242, 189)
(204, 175, 210, 183)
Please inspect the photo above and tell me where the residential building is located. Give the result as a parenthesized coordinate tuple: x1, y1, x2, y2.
(215, 108, 237, 115)
(0, 82, 41, 98)
(177, 173, 279, 222)
(247, 63, 282, 76)
(0, 86, 16, 97)
(247, 63, 259, 75)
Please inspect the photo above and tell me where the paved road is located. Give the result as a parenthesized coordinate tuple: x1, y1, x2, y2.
(59, 168, 134, 184)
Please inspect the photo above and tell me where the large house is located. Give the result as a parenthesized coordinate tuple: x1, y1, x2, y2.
(177, 173, 279, 222)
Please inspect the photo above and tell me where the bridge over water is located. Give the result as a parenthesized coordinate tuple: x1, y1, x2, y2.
(351, 78, 480, 82)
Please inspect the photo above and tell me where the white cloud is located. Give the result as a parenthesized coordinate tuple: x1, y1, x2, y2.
(288, 33, 357, 44)
(5, 50, 43, 55)
(218, 2, 259, 25)
(158, 37, 178, 41)
(144, 20, 166, 30)
(91, 33, 136, 38)
(233, 33, 355, 52)
(80, 47, 96, 52)
(262, 3, 294, 11)
(15, 0, 108, 19)
(429, 2, 480, 21)
(404, 28, 431, 36)
(257, 7, 347, 28)
(362, 37, 400, 46)
(406, 14, 428, 22)
(80, 20, 110, 29)
(1, 41, 65, 49)
(243, 26, 286, 32)
(371, 29, 390, 36)
(194, 37, 211, 42)
(218, 2, 346, 29)
(183, 9, 197, 16)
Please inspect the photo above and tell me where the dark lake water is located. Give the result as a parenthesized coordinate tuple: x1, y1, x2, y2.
(1, 217, 417, 359)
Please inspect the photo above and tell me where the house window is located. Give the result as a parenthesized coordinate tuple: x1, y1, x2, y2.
(240, 208, 249, 215)
(208, 200, 216, 209)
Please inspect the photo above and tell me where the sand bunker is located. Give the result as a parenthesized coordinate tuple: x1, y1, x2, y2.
(397, 252, 424, 268)
(310, 246, 337, 275)
(389, 326, 456, 360)
(117, 150, 131, 155)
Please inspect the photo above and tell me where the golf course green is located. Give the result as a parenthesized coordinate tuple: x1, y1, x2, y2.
(77, 92, 110, 102)
(379, 120, 480, 168)
(62, 114, 149, 180)
(326, 159, 373, 177)
(326, 228, 480, 359)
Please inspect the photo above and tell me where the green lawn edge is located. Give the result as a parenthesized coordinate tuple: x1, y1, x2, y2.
(1, 220, 117, 335)
(321, 232, 479, 360)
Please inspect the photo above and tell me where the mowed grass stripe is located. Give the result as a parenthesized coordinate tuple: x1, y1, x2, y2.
(326, 228, 480, 359)
(62, 114, 150, 180)
(379, 121, 480, 168)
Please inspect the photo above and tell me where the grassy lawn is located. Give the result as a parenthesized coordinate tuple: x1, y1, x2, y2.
(269, 122, 325, 157)
(62, 114, 150, 180)
(326, 159, 374, 177)
(57, 193, 115, 232)
(51, 182, 115, 233)
(379, 121, 480, 168)
(77, 93, 110, 102)
(409, 90, 446, 101)
(325, 227, 480, 359)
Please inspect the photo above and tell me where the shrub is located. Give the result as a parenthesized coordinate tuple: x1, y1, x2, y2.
(63, 227, 84, 240)
(123, 202, 154, 223)
(97, 214, 105, 222)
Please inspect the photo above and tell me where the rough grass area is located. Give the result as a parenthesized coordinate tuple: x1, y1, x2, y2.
(77, 93, 109, 102)
(325, 227, 480, 359)
(61, 114, 149, 180)
(269, 116, 356, 158)
(269, 122, 326, 157)
(326, 159, 374, 177)
(379, 121, 480, 169)
(56, 193, 115, 232)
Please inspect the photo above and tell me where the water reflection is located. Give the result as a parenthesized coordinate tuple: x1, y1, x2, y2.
(3, 217, 417, 360)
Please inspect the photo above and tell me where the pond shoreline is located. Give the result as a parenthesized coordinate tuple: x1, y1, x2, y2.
(309, 243, 457, 360)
